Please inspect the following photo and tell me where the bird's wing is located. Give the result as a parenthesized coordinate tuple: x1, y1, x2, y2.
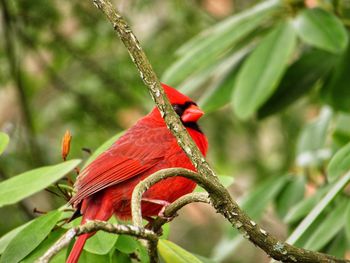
(70, 122, 175, 205)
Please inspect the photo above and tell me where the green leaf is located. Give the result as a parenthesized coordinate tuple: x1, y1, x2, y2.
(296, 107, 332, 167)
(258, 49, 338, 118)
(304, 198, 348, 251)
(1, 210, 61, 263)
(158, 239, 202, 263)
(112, 239, 148, 262)
(175, 0, 279, 56)
(162, 0, 281, 86)
(0, 132, 9, 156)
(241, 175, 288, 220)
(84, 217, 118, 255)
(194, 254, 216, 263)
(115, 235, 138, 254)
(135, 241, 149, 263)
(276, 175, 305, 218)
(50, 248, 67, 263)
(84, 231, 118, 255)
(328, 142, 350, 182)
(292, 212, 327, 248)
(0, 159, 81, 207)
(200, 63, 240, 113)
(333, 113, 350, 147)
(160, 223, 170, 240)
(177, 27, 263, 97)
(345, 201, 350, 242)
(0, 222, 30, 254)
(79, 250, 111, 263)
(232, 21, 297, 119)
(284, 185, 330, 224)
(326, 232, 347, 258)
(286, 171, 350, 245)
(21, 228, 66, 263)
(345, 200, 350, 243)
(83, 132, 123, 168)
(321, 38, 350, 112)
(293, 8, 348, 54)
(110, 251, 132, 263)
(176, 43, 248, 94)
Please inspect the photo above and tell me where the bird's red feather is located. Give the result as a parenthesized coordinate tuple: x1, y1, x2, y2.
(67, 84, 207, 263)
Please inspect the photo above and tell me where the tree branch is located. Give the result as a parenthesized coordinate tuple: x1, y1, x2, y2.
(163, 192, 210, 217)
(131, 169, 215, 227)
(37, 191, 209, 263)
(150, 192, 210, 233)
(36, 221, 157, 263)
(85, 1, 349, 262)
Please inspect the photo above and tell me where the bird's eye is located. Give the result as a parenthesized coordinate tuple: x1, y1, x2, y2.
(173, 104, 184, 116)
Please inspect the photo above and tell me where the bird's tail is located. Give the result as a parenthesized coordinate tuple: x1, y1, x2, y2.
(66, 233, 91, 263)
(66, 192, 114, 263)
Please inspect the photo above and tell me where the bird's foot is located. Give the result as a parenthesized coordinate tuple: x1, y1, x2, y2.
(142, 198, 170, 207)
(142, 198, 176, 221)
(157, 205, 178, 222)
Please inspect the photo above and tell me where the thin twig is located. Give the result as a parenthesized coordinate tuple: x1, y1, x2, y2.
(131, 169, 215, 227)
(37, 192, 209, 263)
(36, 229, 77, 263)
(164, 192, 210, 217)
(150, 192, 210, 233)
(36, 221, 157, 263)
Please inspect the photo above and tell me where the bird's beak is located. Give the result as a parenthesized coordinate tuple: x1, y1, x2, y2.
(181, 104, 204, 123)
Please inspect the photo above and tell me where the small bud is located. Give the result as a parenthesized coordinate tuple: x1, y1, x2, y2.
(61, 130, 72, 161)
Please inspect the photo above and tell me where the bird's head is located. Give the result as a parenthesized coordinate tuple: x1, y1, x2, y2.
(162, 83, 204, 124)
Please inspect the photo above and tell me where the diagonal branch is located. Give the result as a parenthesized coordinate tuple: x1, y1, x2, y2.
(152, 191, 210, 232)
(86, 1, 350, 263)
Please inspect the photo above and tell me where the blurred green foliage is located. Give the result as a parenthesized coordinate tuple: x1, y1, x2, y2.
(1, 0, 350, 262)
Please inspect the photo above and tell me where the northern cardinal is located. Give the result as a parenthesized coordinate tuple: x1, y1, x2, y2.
(66, 84, 208, 263)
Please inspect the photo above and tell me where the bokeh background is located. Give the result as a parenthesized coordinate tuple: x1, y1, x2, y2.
(1, 0, 350, 262)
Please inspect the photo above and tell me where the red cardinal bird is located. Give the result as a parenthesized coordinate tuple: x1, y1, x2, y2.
(67, 84, 207, 263)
